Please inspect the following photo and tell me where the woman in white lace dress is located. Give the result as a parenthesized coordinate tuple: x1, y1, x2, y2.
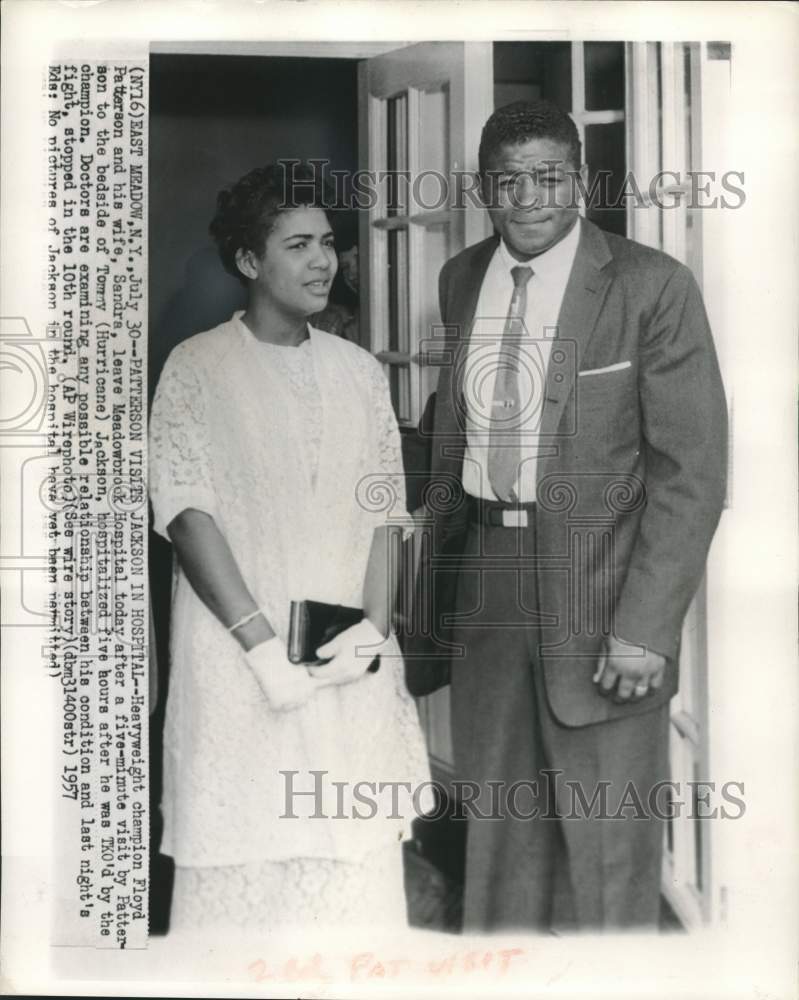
(149, 164, 431, 932)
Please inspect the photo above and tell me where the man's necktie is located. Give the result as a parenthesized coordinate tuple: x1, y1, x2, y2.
(487, 264, 533, 502)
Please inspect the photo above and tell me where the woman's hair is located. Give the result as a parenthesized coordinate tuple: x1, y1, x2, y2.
(209, 162, 332, 282)
(478, 100, 582, 175)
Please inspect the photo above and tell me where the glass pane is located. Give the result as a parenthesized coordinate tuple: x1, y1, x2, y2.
(398, 369, 411, 422)
(387, 227, 410, 353)
(584, 41, 625, 110)
(418, 221, 451, 410)
(683, 43, 694, 170)
(420, 224, 450, 334)
(683, 43, 703, 283)
(386, 94, 408, 216)
(388, 364, 401, 417)
(666, 786, 674, 854)
(417, 85, 450, 211)
(387, 364, 411, 423)
(387, 226, 411, 421)
(692, 761, 704, 892)
(425, 686, 453, 765)
(678, 602, 700, 720)
(493, 42, 572, 114)
(666, 723, 678, 856)
(584, 121, 627, 236)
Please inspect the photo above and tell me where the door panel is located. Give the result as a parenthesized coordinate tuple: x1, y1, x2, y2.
(627, 40, 722, 930)
(360, 43, 493, 775)
(359, 42, 493, 426)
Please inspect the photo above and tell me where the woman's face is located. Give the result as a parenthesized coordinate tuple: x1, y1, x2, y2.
(243, 206, 338, 318)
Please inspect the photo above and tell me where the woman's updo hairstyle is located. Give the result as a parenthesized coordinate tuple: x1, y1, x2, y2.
(209, 161, 333, 283)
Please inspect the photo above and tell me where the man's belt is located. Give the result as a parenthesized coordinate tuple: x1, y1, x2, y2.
(467, 495, 537, 528)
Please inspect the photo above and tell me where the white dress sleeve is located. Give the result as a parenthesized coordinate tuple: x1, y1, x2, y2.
(149, 345, 218, 539)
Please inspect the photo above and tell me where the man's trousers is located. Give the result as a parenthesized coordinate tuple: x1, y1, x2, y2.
(449, 516, 670, 932)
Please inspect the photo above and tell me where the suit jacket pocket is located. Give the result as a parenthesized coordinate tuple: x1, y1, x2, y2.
(573, 366, 638, 439)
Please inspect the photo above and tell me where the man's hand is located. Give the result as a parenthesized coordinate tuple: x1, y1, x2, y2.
(594, 634, 667, 704)
(308, 619, 386, 689)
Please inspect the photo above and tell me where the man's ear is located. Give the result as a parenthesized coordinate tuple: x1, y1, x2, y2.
(235, 247, 258, 282)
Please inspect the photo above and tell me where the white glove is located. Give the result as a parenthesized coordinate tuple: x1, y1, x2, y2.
(308, 618, 387, 689)
(245, 636, 316, 711)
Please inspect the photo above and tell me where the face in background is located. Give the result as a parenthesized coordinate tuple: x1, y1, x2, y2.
(236, 205, 338, 319)
(338, 245, 359, 294)
(481, 137, 588, 261)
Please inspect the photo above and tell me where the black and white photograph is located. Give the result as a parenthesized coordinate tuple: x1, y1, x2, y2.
(1, 2, 797, 997)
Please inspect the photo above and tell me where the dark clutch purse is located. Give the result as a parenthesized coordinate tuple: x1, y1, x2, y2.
(288, 600, 380, 672)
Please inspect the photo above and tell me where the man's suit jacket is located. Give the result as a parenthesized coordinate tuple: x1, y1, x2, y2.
(406, 219, 727, 728)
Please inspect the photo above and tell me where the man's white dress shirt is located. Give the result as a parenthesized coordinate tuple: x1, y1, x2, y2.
(462, 219, 581, 502)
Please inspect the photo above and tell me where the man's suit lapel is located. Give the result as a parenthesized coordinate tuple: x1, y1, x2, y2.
(429, 238, 496, 530)
(539, 220, 614, 441)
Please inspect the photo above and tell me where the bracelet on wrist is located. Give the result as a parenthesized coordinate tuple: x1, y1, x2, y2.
(228, 608, 263, 633)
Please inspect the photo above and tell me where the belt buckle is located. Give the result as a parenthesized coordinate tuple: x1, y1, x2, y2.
(501, 508, 528, 528)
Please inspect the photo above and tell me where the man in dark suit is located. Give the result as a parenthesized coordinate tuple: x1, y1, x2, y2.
(407, 101, 727, 932)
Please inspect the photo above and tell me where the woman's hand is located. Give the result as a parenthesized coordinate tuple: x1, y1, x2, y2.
(308, 619, 386, 689)
(246, 637, 317, 710)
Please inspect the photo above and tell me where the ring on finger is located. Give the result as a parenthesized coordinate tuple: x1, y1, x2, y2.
(634, 683, 649, 697)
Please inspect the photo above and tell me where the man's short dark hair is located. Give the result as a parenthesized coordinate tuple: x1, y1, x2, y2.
(478, 100, 582, 175)
(209, 161, 332, 282)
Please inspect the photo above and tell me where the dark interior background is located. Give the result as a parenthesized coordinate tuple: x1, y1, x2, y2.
(148, 54, 359, 398)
